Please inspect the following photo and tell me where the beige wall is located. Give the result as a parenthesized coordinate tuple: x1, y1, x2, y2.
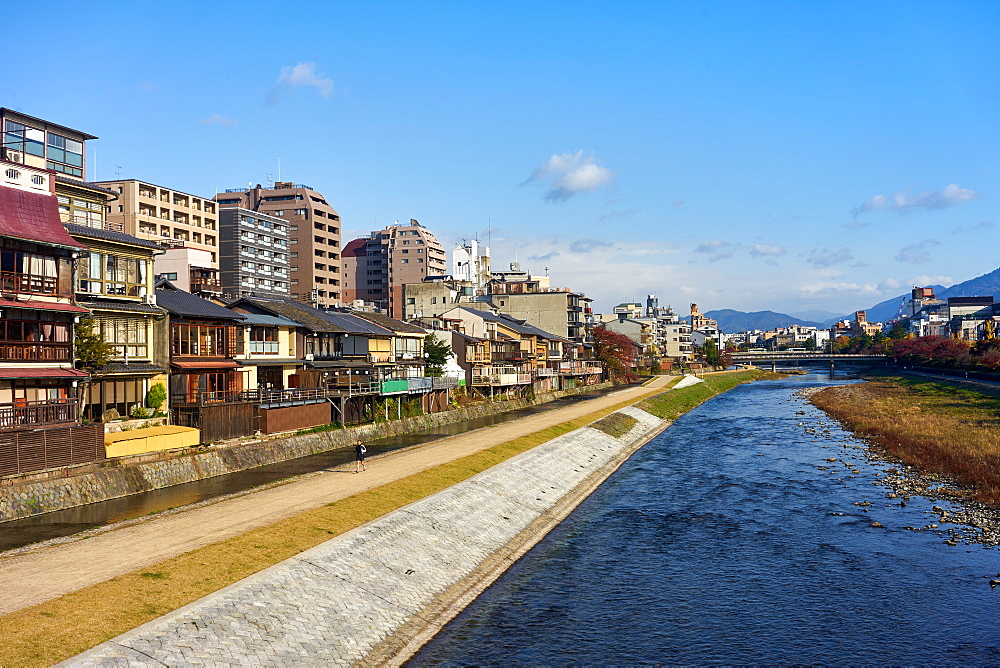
(97, 180, 218, 267)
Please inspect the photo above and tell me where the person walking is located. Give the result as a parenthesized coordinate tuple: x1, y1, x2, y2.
(354, 440, 367, 473)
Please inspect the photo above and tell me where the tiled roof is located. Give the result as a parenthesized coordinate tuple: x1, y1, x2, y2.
(155, 288, 246, 320)
(237, 313, 300, 327)
(350, 311, 428, 334)
(65, 223, 164, 250)
(77, 298, 165, 315)
(99, 362, 167, 375)
(229, 297, 346, 333)
(451, 306, 564, 341)
(0, 367, 89, 378)
(54, 175, 118, 195)
(0, 186, 87, 249)
(321, 312, 393, 336)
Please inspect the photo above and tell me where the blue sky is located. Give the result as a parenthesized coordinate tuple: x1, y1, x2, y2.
(5, 0, 997, 316)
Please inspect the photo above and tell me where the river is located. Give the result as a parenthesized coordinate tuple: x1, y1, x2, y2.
(411, 371, 1000, 665)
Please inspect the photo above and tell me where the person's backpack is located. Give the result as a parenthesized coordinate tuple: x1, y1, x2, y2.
(360, 444, 367, 454)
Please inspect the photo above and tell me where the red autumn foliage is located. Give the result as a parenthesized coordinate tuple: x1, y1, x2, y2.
(592, 326, 640, 382)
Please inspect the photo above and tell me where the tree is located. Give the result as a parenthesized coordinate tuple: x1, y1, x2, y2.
(423, 334, 452, 378)
(886, 323, 908, 340)
(146, 382, 166, 413)
(592, 326, 639, 382)
(74, 318, 115, 420)
(702, 338, 721, 367)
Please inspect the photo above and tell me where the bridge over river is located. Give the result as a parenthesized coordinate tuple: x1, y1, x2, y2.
(730, 352, 890, 371)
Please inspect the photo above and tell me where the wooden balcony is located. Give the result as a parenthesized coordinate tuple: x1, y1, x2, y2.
(0, 271, 57, 295)
(0, 342, 72, 362)
(0, 398, 79, 430)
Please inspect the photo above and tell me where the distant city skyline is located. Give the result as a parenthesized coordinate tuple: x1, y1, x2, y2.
(5, 0, 997, 315)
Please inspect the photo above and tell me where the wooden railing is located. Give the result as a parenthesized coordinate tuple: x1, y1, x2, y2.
(0, 342, 72, 361)
(0, 271, 57, 295)
(0, 398, 79, 430)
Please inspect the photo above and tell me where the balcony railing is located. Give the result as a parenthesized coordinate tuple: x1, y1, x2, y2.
(0, 341, 72, 362)
(0, 398, 79, 430)
(0, 271, 57, 295)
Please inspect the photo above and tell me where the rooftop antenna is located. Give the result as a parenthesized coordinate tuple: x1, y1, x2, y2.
(115, 165, 122, 179)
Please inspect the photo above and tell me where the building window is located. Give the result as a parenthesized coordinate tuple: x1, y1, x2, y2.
(162, 272, 178, 281)
(0, 318, 71, 362)
(172, 324, 235, 356)
(95, 316, 148, 359)
(78, 252, 148, 297)
(401, 259, 409, 264)
(0, 250, 59, 295)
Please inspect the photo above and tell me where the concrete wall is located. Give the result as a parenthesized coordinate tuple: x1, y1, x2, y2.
(71, 405, 668, 665)
(0, 383, 612, 522)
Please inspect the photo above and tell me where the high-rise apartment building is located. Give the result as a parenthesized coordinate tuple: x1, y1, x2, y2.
(93, 179, 219, 262)
(341, 219, 447, 318)
(213, 182, 341, 308)
(218, 207, 291, 298)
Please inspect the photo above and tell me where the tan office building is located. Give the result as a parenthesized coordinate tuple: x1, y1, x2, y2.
(341, 219, 447, 318)
(214, 182, 341, 308)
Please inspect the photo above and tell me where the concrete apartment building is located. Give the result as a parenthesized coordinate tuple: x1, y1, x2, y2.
(94, 179, 219, 263)
(341, 219, 447, 317)
(218, 207, 291, 298)
(214, 182, 341, 308)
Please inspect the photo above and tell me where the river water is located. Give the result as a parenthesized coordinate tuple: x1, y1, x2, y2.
(412, 372, 1000, 665)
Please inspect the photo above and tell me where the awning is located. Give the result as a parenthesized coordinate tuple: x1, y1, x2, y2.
(0, 367, 89, 379)
(170, 360, 242, 370)
(0, 298, 90, 314)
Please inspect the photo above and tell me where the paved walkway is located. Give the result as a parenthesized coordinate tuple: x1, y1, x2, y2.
(66, 406, 667, 666)
(0, 376, 673, 617)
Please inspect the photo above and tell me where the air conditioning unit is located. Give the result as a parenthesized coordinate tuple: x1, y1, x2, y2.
(304, 353, 314, 361)
(4, 149, 24, 164)
(142, 294, 157, 305)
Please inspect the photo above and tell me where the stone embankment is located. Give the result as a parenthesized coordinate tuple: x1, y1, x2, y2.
(67, 404, 669, 666)
(0, 384, 610, 522)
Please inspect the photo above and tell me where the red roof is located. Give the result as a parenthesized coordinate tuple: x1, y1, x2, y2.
(0, 186, 87, 249)
(0, 298, 90, 313)
(0, 367, 89, 378)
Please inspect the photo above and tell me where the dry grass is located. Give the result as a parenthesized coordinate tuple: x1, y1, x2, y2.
(811, 374, 1000, 505)
(590, 412, 639, 438)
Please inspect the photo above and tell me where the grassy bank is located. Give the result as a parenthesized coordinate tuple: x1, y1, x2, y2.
(811, 372, 1000, 505)
(0, 371, 765, 666)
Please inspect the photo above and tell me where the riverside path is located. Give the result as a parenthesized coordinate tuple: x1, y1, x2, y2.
(0, 375, 673, 618)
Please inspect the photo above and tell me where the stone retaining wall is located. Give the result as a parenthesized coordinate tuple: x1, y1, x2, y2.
(0, 383, 612, 522)
(68, 406, 669, 666)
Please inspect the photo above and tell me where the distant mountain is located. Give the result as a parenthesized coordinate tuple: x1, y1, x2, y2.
(789, 309, 843, 323)
(705, 309, 820, 333)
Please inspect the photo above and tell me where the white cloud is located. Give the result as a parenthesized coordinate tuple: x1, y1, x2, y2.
(878, 277, 902, 291)
(910, 274, 955, 287)
(268, 62, 333, 102)
(798, 281, 880, 296)
(807, 247, 853, 268)
(568, 238, 614, 253)
(842, 220, 872, 230)
(955, 220, 993, 233)
(852, 184, 979, 216)
(895, 239, 939, 265)
(694, 240, 735, 262)
(199, 113, 238, 127)
(597, 209, 637, 222)
(748, 243, 786, 258)
(522, 151, 613, 202)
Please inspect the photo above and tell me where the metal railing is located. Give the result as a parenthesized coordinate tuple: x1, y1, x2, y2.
(0, 398, 79, 429)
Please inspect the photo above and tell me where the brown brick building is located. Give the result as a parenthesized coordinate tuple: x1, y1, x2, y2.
(214, 182, 341, 308)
